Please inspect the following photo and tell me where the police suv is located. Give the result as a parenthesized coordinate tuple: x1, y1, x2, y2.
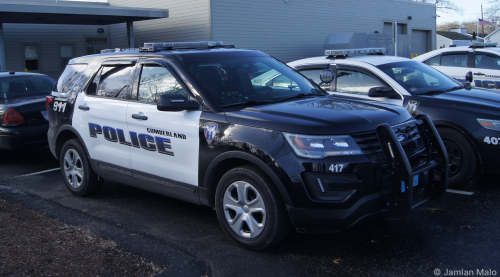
(289, 48, 500, 188)
(47, 41, 447, 250)
(413, 42, 500, 89)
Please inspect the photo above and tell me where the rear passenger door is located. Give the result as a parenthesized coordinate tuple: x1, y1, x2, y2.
(473, 51, 500, 89)
(126, 60, 202, 192)
(72, 60, 137, 173)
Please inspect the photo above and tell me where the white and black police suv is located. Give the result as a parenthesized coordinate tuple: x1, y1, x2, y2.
(47, 41, 448, 250)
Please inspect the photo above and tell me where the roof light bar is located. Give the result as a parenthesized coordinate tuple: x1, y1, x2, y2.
(140, 41, 224, 52)
(100, 48, 140, 54)
(469, 42, 498, 48)
(325, 48, 386, 56)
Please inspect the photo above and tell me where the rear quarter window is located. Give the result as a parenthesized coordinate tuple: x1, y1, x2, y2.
(54, 64, 88, 94)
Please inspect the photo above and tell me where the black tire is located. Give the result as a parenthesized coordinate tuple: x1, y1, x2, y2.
(59, 138, 103, 196)
(438, 128, 478, 188)
(215, 165, 290, 250)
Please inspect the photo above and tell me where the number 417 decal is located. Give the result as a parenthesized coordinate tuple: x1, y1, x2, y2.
(484, 136, 500, 145)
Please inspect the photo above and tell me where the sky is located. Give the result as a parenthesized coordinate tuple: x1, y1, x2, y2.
(437, 0, 493, 24)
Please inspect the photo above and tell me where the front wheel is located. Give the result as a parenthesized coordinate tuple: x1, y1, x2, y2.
(215, 166, 290, 250)
(437, 128, 478, 187)
(60, 139, 103, 196)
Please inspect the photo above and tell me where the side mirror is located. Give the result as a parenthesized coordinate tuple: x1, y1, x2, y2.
(465, 71, 473, 82)
(368, 87, 399, 98)
(157, 94, 200, 111)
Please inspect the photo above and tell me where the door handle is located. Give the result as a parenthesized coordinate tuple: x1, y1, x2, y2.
(474, 72, 485, 76)
(132, 114, 148, 120)
(78, 105, 90, 110)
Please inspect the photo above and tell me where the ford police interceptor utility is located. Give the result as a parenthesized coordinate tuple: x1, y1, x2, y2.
(47, 41, 447, 250)
(289, 47, 500, 188)
(413, 42, 500, 89)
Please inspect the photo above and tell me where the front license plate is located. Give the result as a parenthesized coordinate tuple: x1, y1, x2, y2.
(41, 110, 48, 121)
(401, 174, 419, 192)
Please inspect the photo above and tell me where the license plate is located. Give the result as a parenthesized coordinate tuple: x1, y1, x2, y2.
(401, 175, 419, 192)
(41, 110, 48, 121)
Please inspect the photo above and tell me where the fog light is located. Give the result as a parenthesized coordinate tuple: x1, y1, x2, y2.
(316, 178, 325, 193)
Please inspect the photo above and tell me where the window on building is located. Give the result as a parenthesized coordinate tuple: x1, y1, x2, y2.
(383, 23, 408, 35)
(25, 45, 39, 71)
(138, 65, 188, 103)
(87, 65, 134, 99)
(60, 45, 74, 69)
(86, 38, 108, 55)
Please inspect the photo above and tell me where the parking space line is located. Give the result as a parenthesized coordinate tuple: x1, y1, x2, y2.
(17, 168, 60, 177)
(446, 189, 474, 196)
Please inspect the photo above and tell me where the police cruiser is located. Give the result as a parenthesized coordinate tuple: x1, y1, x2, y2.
(413, 42, 500, 89)
(47, 41, 447, 250)
(289, 48, 500, 188)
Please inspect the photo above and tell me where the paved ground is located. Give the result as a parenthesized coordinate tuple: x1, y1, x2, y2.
(1, 146, 499, 277)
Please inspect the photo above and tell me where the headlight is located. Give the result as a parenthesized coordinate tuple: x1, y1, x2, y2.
(477, 118, 500, 131)
(283, 132, 363, 159)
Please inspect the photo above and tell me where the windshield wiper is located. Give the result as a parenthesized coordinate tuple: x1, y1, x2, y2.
(423, 86, 463, 94)
(276, 92, 326, 102)
(221, 99, 276, 108)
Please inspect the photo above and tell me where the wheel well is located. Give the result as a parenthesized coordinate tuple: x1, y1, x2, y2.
(55, 130, 78, 160)
(434, 124, 482, 170)
(205, 158, 251, 207)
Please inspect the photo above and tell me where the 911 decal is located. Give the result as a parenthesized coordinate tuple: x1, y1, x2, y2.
(89, 123, 174, 156)
(484, 136, 500, 145)
(53, 101, 67, 113)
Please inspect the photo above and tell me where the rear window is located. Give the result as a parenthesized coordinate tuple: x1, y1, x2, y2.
(54, 64, 88, 94)
(1, 75, 55, 99)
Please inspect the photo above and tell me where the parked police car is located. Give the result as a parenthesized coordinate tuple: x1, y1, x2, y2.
(413, 42, 500, 89)
(289, 47, 500, 187)
(47, 42, 447, 250)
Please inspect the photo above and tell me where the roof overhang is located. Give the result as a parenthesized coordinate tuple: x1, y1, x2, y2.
(0, 1, 168, 25)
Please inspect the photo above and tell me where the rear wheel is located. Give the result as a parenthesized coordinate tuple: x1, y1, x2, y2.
(215, 166, 290, 250)
(438, 128, 478, 187)
(60, 139, 103, 196)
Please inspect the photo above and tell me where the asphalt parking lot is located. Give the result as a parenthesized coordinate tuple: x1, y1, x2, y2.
(1, 146, 499, 277)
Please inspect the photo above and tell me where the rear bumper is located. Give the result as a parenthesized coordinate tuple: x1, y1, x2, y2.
(0, 124, 48, 150)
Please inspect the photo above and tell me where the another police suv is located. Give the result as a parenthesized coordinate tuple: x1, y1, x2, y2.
(414, 42, 500, 89)
(289, 48, 500, 188)
(47, 41, 447, 250)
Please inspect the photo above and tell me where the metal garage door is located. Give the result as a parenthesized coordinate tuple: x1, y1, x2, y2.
(411, 30, 428, 55)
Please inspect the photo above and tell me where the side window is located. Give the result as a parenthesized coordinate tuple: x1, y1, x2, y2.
(87, 65, 135, 99)
(138, 65, 188, 103)
(440, 53, 467, 67)
(298, 69, 331, 90)
(336, 69, 385, 95)
(424, 55, 441, 66)
(54, 64, 88, 94)
(475, 54, 500, 70)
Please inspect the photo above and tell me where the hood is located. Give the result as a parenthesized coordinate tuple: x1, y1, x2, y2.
(419, 87, 500, 117)
(225, 97, 412, 135)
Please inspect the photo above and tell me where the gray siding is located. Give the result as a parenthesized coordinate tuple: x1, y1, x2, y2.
(2, 24, 107, 79)
(211, 0, 436, 62)
(108, 0, 210, 48)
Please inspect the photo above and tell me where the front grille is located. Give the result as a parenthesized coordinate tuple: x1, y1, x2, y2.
(352, 120, 426, 167)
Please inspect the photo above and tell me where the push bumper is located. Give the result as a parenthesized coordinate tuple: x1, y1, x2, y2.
(0, 124, 49, 150)
(288, 114, 448, 232)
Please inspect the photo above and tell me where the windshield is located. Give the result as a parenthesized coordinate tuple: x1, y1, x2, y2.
(183, 56, 324, 106)
(377, 61, 462, 95)
(1, 75, 55, 101)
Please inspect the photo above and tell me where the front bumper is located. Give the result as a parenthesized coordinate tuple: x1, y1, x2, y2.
(277, 114, 448, 232)
(0, 123, 49, 150)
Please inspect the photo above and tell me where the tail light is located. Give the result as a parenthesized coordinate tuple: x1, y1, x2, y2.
(46, 95, 55, 111)
(3, 108, 26, 125)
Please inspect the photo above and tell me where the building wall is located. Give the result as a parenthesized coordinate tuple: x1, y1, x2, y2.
(486, 29, 500, 44)
(2, 23, 107, 79)
(210, 0, 437, 62)
(108, 0, 210, 48)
